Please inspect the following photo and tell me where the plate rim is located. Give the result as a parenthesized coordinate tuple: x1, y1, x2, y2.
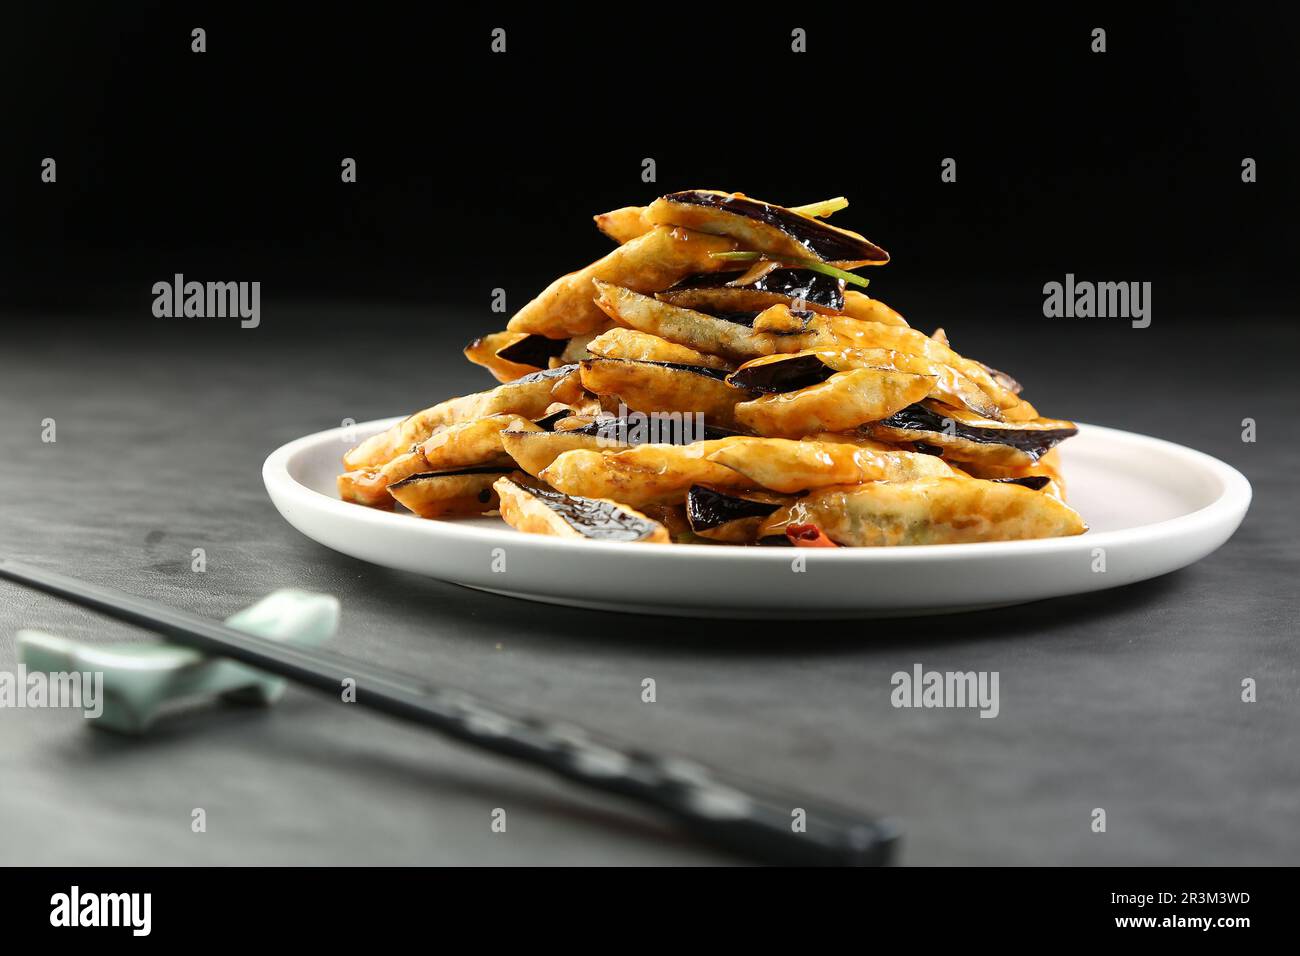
(263, 417, 1252, 563)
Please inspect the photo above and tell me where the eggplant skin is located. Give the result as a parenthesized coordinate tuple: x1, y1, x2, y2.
(874, 402, 1078, 461)
(528, 485, 666, 542)
(659, 268, 845, 314)
(464, 331, 540, 383)
(494, 477, 669, 543)
(686, 484, 782, 532)
(989, 475, 1051, 491)
(630, 359, 730, 381)
(513, 363, 581, 385)
(727, 353, 835, 394)
(533, 409, 574, 430)
(387, 468, 508, 518)
(657, 191, 889, 265)
(496, 334, 568, 369)
(740, 268, 845, 310)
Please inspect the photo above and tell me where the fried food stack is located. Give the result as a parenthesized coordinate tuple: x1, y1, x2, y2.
(340, 190, 1085, 546)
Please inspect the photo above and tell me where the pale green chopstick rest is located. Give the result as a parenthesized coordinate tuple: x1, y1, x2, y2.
(17, 589, 339, 735)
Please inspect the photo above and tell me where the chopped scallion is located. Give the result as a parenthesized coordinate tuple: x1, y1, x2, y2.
(788, 196, 849, 218)
(707, 251, 870, 288)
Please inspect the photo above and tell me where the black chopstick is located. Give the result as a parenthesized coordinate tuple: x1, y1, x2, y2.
(0, 557, 899, 866)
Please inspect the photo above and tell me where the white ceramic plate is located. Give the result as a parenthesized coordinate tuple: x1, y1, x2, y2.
(263, 418, 1250, 618)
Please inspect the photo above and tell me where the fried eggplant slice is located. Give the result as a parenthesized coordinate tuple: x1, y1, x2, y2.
(594, 205, 654, 244)
(494, 333, 569, 370)
(727, 351, 841, 393)
(337, 468, 396, 509)
(507, 226, 737, 338)
(594, 281, 810, 362)
(646, 190, 889, 267)
(539, 441, 752, 509)
(586, 327, 732, 370)
(378, 449, 446, 492)
(342, 414, 537, 508)
(343, 365, 582, 470)
(388, 468, 508, 519)
(579, 358, 756, 430)
(494, 477, 669, 543)
(734, 366, 935, 437)
(420, 414, 539, 471)
(750, 304, 816, 335)
(567, 414, 738, 445)
(685, 484, 791, 543)
(464, 331, 545, 383)
(596, 283, 1021, 417)
(912, 359, 1003, 419)
(551, 412, 597, 430)
(865, 401, 1078, 468)
(1033, 447, 1066, 498)
(815, 317, 1019, 412)
(728, 347, 1001, 419)
(803, 430, 903, 452)
(759, 478, 1087, 546)
(498, 427, 612, 478)
(657, 268, 846, 315)
(344, 445, 466, 508)
(842, 291, 909, 327)
(463, 331, 590, 382)
(500, 413, 736, 477)
(960, 448, 1068, 500)
(706, 437, 955, 493)
(554, 329, 607, 367)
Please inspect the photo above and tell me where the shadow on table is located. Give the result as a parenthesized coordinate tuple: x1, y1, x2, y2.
(59, 693, 725, 864)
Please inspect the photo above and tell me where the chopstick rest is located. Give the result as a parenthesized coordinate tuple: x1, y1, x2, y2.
(17, 589, 339, 735)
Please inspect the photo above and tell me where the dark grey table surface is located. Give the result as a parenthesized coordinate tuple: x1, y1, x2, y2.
(1, 305, 1296, 865)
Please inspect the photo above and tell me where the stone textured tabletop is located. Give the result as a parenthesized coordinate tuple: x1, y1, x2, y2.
(1, 306, 1295, 865)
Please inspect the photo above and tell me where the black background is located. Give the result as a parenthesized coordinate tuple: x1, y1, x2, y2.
(2, 2, 1297, 324)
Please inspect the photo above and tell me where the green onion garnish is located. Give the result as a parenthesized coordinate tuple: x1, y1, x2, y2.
(708, 251, 870, 288)
(788, 196, 849, 218)
(798, 260, 870, 289)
